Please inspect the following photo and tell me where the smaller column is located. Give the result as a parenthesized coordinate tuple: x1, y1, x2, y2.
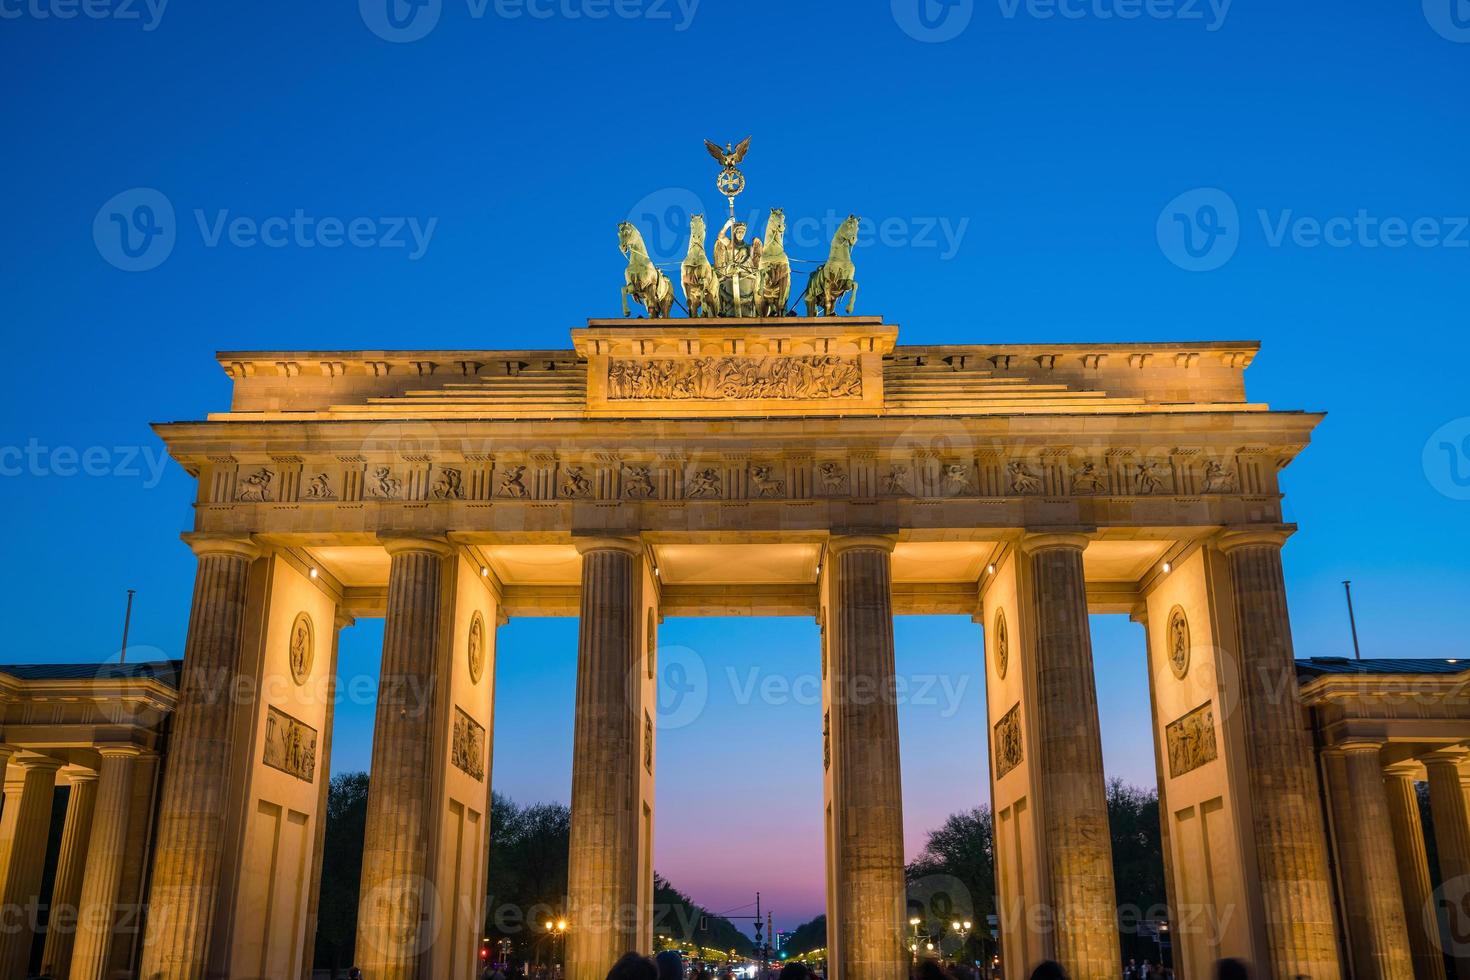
(1322, 741, 1413, 980)
(68, 746, 143, 980)
(0, 756, 64, 979)
(140, 534, 261, 980)
(40, 770, 99, 978)
(1382, 762, 1446, 980)
(1216, 529, 1340, 978)
(1425, 750, 1470, 975)
(827, 535, 906, 980)
(1021, 532, 1120, 976)
(566, 537, 644, 980)
(356, 536, 454, 980)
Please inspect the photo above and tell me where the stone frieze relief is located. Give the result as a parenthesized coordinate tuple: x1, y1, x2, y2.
(606, 356, 863, 401)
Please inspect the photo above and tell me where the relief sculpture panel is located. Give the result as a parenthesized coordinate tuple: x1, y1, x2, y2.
(452, 706, 487, 781)
(1166, 701, 1219, 778)
(607, 356, 863, 401)
(263, 705, 318, 783)
(994, 703, 1024, 779)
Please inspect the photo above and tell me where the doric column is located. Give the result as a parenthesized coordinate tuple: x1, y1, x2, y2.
(68, 746, 142, 980)
(1426, 750, 1470, 975)
(567, 538, 644, 980)
(1020, 532, 1119, 979)
(1216, 529, 1340, 978)
(40, 770, 99, 978)
(139, 534, 260, 979)
(356, 536, 454, 980)
(1383, 762, 1446, 980)
(828, 535, 905, 980)
(0, 756, 64, 979)
(1322, 742, 1413, 979)
(301, 611, 351, 980)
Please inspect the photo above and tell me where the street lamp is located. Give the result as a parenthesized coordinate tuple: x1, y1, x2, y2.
(951, 920, 973, 966)
(544, 919, 568, 977)
(909, 917, 923, 963)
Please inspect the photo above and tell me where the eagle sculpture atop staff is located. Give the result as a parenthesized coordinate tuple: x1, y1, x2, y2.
(704, 136, 751, 170)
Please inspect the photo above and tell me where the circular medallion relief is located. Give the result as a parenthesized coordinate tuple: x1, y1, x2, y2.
(994, 609, 1010, 680)
(468, 612, 486, 685)
(288, 612, 314, 686)
(1167, 605, 1191, 680)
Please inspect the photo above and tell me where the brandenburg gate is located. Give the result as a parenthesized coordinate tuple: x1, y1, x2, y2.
(128, 312, 1369, 980)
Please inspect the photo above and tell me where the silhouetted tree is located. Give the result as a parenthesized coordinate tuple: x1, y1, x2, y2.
(314, 771, 370, 975)
(1107, 779, 1167, 964)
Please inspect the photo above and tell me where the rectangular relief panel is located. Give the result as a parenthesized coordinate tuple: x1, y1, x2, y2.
(994, 704, 1024, 780)
(1165, 701, 1219, 779)
(263, 706, 318, 783)
(452, 706, 486, 781)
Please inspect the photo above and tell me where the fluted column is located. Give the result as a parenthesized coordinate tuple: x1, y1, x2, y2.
(139, 535, 260, 978)
(68, 746, 142, 980)
(828, 535, 906, 980)
(1216, 529, 1340, 978)
(0, 756, 64, 979)
(1426, 750, 1470, 977)
(1021, 533, 1119, 979)
(301, 611, 350, 980)
(567, 538, 643, 980)
(1323, 742, 1413, 979)
(40, 771, 99, 977)
(356, 537, 454, 980)
(1383, 762, 1446, 980)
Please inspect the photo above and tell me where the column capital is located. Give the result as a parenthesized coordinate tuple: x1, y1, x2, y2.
(13, 755, 64, 774)
(182, 532, 260, 562)
(1215, 525, 1296, 554)
(573, 536, 642, 557)
(827, 534, 897, 557)
(64, 769, 100, 785)
(379, 534, 455, 559)
(1421, 747, 1468, 767)
(94, 743, 145, 760)
(1328, 738, 1385, 756)
(1383, 760, 1424, 779)
(1019, 530, 1092, 554)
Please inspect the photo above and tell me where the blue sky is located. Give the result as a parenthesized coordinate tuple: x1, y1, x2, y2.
(2, 0, 1468, 931)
